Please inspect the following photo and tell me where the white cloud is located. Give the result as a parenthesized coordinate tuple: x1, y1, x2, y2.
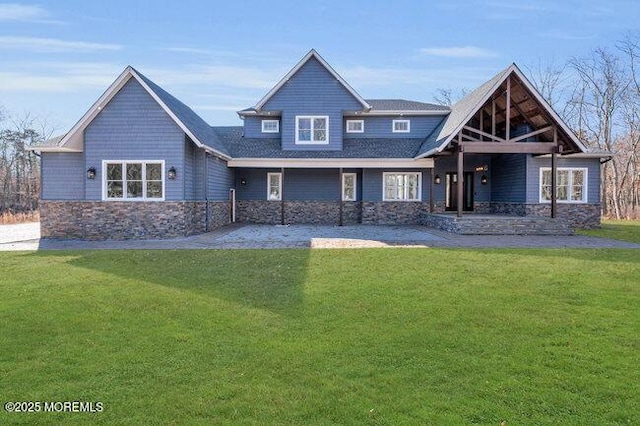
(419, 46, 498, 58)
(0, 36, 122, 52)
(0, 3, 62, 23)
(0, 62, 122, 92)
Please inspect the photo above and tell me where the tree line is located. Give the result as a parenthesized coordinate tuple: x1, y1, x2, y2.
(0, 110, 46, 215)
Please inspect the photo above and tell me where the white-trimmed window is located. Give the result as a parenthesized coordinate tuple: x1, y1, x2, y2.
(296, 116, 329, 144)
(267, 172, 282, 201)
(383, 172, 421, 201)
(392, 119, 410, 133)
(103, 161, 164, 201)
(539, 167, 587, 203)
(261, 119, 279, 133)
(342, 173, 357, 201)
(346, 120, 364, 133)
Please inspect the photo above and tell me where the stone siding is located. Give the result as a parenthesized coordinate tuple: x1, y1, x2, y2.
(361, 202, 430, 225)
(236, 200, 282, 224)
(40, 200, 230, 240)
(490, 202, 601, 229)
(236, 200, 362, 225)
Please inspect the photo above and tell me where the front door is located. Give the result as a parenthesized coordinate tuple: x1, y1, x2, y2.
(445, 172, 474, 212)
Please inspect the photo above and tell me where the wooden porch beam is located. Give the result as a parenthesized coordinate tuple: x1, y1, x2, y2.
(510, 125, 553, 143)
(506, 75, 511, 141)
(459, 142, 556, 154)
(463, 126, 506, 143)
(457, 147, 464, 218)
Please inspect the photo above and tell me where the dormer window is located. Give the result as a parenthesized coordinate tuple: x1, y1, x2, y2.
(261, 119, 279, 133)
(346, 120, 364, 133)
(296, 116, 329, 144)
(393, 119, 410, 133)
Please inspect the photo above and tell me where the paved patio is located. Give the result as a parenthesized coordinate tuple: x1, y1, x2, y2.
(0, 222, 639, 250)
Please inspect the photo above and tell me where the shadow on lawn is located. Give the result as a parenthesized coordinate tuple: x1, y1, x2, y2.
(29, 250, 311, 317)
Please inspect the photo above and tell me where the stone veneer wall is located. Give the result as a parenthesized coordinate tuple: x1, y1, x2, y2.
(236, 200, 362, 225)
(40, 200, 230, 240)
(490, 202, 601, 229)
(361, 202, 430, 225)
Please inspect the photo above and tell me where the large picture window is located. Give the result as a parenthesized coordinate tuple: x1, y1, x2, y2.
(103, 161, 164, 201)
(539, 167, 587, 203)
(383, 172, 421, 201)
(296, 116, 329, 144)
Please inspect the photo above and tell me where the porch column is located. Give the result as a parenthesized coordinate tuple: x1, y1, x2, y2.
(551, 150, 557, 218)
(429, 168, 434, 213)
(457, 146, 464, 218)
(280, 167, 285, 225)
(338, 168, 343, 226)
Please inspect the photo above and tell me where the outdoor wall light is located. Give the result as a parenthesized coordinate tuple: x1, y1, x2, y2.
(168, 166, 177, 180)
(434, 174, 441, 185)
(240, 177, 247, 186)
(86, 167, 96, 180)
(481, 175, 488, 185)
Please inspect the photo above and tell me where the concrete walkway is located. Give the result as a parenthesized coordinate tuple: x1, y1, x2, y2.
(1, 222, 639, 250)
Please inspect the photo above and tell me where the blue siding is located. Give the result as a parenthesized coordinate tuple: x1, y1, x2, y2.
(207, 156, 234, 201)
(284, 169, 340, 201)
(526, 156, 600, 203)
(431, 154, 493, 203)
(235, 168, 280, 200)
(362, 169, 431, 202)
(184, 139, 196, 199)
(263, 57, 363, 151)
(235, 168, 361, 201)
(490, 154, 527, 203)
(41, 152, 84, 200)
(84, 78, 185, 200)
(344, 116, 445, 139)
(243, 117, 281, 138)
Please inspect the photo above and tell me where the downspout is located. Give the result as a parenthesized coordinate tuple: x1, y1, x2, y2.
(339, 167, 343, 226)
(229, 188, 236, 223)
(204, 151, 209, 231)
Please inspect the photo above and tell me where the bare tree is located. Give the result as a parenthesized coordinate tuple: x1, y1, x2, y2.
(433, 87, 468, 106)
(0, 111, 46, 214)
(524, 58, 567, 110)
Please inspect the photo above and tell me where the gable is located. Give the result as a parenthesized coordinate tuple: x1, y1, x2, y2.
(45, 66, 229, 158)
(262, 56, 364, 111)
(416, 64, 588, 158)
(253, 50, 370, 112)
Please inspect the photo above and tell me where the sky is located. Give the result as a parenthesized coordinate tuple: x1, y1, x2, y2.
(0, 0, 639, 134)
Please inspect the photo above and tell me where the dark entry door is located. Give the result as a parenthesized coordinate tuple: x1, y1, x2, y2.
(445, 172, 474, 211)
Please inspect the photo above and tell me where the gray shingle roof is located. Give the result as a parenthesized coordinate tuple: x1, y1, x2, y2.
(366, 99, 450, 112)
(133, 68, 229, 157)
(214, 127, 425, 158)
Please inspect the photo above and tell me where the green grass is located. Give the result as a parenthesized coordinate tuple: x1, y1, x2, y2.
(578, 219, 640, 243)
(1, 249, 638, 425)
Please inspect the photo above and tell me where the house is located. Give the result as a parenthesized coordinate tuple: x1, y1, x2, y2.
(31, 49, 608, 239)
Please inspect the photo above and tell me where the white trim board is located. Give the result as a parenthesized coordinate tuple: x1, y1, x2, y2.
(227, 158, 434, 168)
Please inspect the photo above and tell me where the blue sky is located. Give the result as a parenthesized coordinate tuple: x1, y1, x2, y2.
(0, 0, 638, 133)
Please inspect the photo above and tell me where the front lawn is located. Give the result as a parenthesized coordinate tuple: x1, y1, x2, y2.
(1, 249, 638, 425)
(578, 219, 640, 243)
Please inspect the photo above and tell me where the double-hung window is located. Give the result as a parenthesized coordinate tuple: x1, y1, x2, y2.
(392, 119, 410, 133)
(342, 173, 357, 201)
(267, 172, 282, 201)
(383, 172, 421, 201)
(103, 161, 164, 200)
(346, 120, 364, 133)
(540, 168, 587, 203)
(296, 116, 329, 144)
(261, 119, 279, 133)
